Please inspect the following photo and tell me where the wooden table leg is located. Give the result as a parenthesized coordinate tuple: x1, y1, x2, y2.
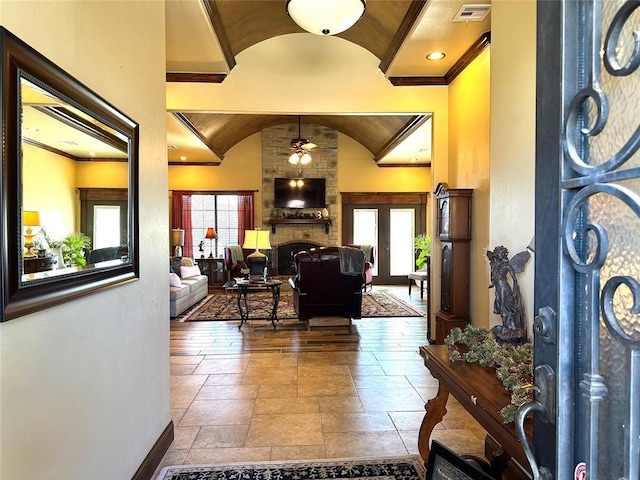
(418, 378, 450, 464)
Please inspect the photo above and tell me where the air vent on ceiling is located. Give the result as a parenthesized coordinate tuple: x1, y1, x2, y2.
(452, 4, 491, 22)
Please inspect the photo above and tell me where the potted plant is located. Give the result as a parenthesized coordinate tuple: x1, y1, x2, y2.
(61, 232, 91, 267)
(414, 233, 431, 270)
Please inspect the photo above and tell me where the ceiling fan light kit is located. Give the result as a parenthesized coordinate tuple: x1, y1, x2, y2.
(286, 0, 366, 36)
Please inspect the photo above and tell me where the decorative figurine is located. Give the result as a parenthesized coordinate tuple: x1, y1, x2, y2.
(486, 245, 531, 345)
(198, 240, 205, 258)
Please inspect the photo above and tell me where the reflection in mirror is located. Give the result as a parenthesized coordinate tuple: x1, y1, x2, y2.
(20, 78, 130, 282)
(1, 27, 139, 321)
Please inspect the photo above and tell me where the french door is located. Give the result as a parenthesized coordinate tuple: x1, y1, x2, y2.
(341, 193, 427, 285)
(527, 1, 640, 478)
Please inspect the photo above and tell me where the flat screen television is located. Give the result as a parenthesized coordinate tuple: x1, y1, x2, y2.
(274, 177, 326, 209)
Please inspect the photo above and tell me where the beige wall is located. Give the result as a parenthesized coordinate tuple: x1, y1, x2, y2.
(489, 0, 537, 333)
(22, 144, 76, 241)
(447, 48, 492, 328)
(0, 1, 169, 479)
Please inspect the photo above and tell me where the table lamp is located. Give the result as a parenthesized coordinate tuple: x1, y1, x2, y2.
(23, 210, 41, 257)
(205, 227, 217, 258)
(243, 228, 271, 259)
(171, 228, 185, 257)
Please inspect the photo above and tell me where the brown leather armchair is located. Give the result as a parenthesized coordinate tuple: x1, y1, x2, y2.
(346, 244, 375, 291)
(288, 247, 364, 331)
(224, 245, 251, 281)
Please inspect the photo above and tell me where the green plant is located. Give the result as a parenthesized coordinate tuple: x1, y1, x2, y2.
(61, 232, 91, 267)
(444, 325, 534, 423)
(414, 234, 431, 269)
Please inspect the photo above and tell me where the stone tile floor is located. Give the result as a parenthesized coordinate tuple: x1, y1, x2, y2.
(155, 285, 486, 476)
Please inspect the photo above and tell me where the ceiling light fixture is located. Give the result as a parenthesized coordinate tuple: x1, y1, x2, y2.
(426, 52, 446, 61)
(286, 0, 366, 36)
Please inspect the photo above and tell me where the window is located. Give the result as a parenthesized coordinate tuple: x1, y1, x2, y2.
(190, 194, 239, 258)
(93, 205, 121, 249)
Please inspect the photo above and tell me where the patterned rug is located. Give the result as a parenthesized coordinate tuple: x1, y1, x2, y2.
(157, 456, 426, 480)
(182, 290, 425, 322)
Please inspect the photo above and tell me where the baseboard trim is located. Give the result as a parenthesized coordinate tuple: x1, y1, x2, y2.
(131, 420, 174, 480)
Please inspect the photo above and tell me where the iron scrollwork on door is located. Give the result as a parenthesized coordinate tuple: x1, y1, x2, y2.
(528, 1, 640, 479)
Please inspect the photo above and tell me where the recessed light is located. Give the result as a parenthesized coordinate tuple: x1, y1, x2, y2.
(179, 156, 187, 161)
(426, 52, 446, 61)
(89, 151, 96, 157)
(26, 127, 39, 132)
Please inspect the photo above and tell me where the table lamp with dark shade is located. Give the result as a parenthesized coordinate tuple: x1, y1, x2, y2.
(171, 228, 185, 258)
(205, 227, 217, 258)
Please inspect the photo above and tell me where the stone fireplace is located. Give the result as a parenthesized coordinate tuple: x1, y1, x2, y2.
(260, 123, 339, 252)
(275, 240, 323, 276)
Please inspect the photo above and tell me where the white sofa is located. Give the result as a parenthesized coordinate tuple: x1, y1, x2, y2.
(170, 257, 208, 317)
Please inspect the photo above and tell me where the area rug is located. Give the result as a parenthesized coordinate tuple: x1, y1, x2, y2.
(157, 456, 426, 480)
(182, 291, 425, 322)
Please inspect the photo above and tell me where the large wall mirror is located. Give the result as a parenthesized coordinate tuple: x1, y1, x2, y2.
(1, 27, 139, 322)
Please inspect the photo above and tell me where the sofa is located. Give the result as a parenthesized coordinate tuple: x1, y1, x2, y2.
(288, 246, 365, 331)
(169, 257, 208, 317)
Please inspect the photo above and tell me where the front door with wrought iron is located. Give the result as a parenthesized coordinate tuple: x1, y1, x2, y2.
(525, 1, 640, 479)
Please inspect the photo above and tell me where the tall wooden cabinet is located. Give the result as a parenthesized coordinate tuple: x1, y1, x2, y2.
(434, 183, 473, 344)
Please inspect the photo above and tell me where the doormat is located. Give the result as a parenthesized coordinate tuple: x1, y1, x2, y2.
(157, 455, 426, 480)
(180, 291, 425, 322)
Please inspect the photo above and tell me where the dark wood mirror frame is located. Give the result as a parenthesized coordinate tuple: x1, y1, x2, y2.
(1, 27, 139, 322)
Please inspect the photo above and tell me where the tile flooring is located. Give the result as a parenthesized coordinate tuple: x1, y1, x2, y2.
(155, 285, 486, 476)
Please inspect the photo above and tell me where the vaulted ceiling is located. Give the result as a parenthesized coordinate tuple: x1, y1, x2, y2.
(165, 0, 492, 166)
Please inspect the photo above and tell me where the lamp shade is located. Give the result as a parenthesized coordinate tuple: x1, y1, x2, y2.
(23, 211, 41, 227)
(286, 0, 366, 36)
(243, 229, 271, 256)
(171, 228, 185, 246)
(205, 227, 217, 239)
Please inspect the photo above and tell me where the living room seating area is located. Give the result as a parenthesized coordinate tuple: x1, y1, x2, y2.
(169, 257, 208, 317)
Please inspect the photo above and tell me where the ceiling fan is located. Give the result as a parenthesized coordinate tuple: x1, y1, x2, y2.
(287, 116, 337, 165)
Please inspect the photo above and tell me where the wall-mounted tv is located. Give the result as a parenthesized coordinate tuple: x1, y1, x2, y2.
(274, 177, 326, 209)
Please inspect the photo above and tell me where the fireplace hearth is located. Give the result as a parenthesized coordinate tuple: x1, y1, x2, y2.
(275, 241, 323, 276)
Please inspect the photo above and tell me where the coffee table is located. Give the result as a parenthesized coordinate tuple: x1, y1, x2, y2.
(232, 278, 283, 329)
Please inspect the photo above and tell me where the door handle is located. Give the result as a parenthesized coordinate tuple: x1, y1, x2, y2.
(515, 364, 555, 480)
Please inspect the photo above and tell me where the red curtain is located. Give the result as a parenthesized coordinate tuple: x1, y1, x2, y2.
(237, 191, 255, 245)
(171, 191, 193, 258)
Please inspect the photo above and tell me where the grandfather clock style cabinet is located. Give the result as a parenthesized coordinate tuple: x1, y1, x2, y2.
(434, 183, 473, 344)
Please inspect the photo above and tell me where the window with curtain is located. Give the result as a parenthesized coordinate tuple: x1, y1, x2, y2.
(171, 191, 254, 259)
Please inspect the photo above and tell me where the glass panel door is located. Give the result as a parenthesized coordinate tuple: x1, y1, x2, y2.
(389, 208, 415, 276)
(352, 206, 417, 284)
(353, 208, 378, 276)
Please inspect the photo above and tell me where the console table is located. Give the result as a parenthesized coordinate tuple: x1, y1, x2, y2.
(418, 345, 532, 479)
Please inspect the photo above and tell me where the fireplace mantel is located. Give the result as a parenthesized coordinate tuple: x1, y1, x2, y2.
(268, 218, 331, 234)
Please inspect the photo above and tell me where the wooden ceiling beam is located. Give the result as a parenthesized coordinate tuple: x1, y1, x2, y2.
(378, 0, 428, 74)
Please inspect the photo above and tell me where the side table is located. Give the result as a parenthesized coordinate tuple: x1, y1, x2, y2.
(234, 279, 283, 329)
(195, 257, 225, 290)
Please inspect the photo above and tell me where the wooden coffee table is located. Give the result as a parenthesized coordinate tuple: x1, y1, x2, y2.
(233, 278, 283, 329)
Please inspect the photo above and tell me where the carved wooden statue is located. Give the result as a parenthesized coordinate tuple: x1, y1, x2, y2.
(487, 245, 530, 345)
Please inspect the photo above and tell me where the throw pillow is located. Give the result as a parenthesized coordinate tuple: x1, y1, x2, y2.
(180, 265, 201, 278)
(181, 257, 195, 267)
(170, 257, 183, 276)
(169, 272, 182, 287)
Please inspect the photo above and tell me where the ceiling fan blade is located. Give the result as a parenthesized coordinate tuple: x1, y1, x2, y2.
(309, 147, 338, 153)
(302, 141, 316, 149)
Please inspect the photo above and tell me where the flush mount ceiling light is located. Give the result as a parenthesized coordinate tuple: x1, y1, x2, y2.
(426, 51, 446, 61)
(286, 0, 366, 36)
